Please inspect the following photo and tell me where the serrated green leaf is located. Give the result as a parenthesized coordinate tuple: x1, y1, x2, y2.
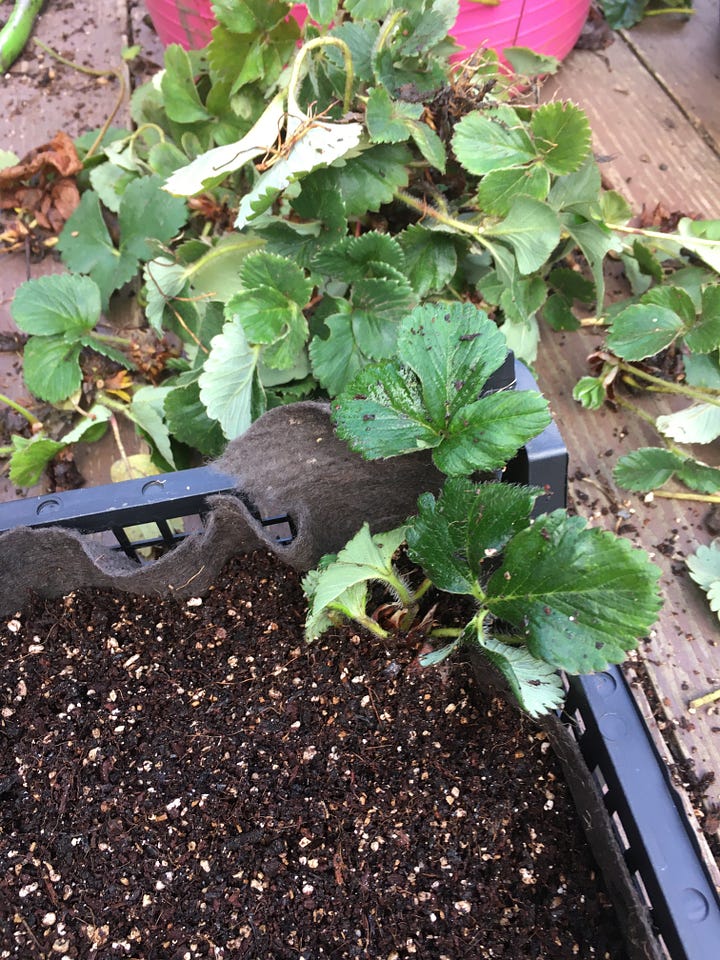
(564, 218, 617, 308)
(228, 288, 308, 369)
(676, 459, 720, 495)
(503, 47, 560, 77)
(89, 161, 136, 213)
(476, 165, 550, 217)
(684, 285, 720, 354)
(161, 45, 212, 124)
(687, 540, 720, 592)
(366, 86, 422, 143)
(240, 251, 313, 306)
(185, 233, 266, 299)
(164, 375, 226, 457)
(119, 175, 188, 263)
(548, 267, 595, 304)
(572, 376, 606, 410)
(313, 232, 405, 280)
(8, 435, 65, 487)
(332, 143, 412, 217)
(531, 102, 591, 176)
(657, 403, 720, 445)
(128, 385, 176, 469)
(684, 352, 720, 390)
(398, 225, 458, 297)
(407, 120, 446, 172)
(351, 276, 415, 325)
(212, 0, 289, 31)
(453, 106, 536, 177)
(11, 274, 101, 337)
(199, 320, 264, 439)
(344, 0, 392, 18)
(304, 523, 407, 640)
(476, 634, 565, 718)
(406, 479, 539, 594)
(333, 303, 551, 474)
(607, 303, 684, 360)
(307, 306, 364, 395)
(642, 285, 696, 327)
(485, 511, 662, 674)
(613, 448, 684, 492)
(235, 120, 365, 229)
(484, 198, 560, 275)
(543, 294, 581, 332)
(23, 337, 84, 404)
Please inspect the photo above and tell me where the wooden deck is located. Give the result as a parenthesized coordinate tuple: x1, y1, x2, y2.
(541, 0, 720, 876)
(1, 0, 719, 880)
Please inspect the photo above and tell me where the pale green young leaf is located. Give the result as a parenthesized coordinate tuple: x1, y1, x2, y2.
(164, 94, 285, 195)
(452, 106, 536, 176)
(61, 404, 113, 445)
(8, 436, 65, 487)
(22, 337, 83, 404)
(11, 274, 101, 337)
(185, 233, 266, 300)
(687, 540, 720, 592)
(573, 376, 607, 410)
(613, 447, 684, 492)
(235, 120, 365, 228)
(398, 225, 458, 297)
(476, 165, 550, 217)
(304, 523, 407, 639)
(684, 352, 720, 390)
(485, 511, 662, 674)
(406, 479, 539, 595)
(161, 45, 212, 123)
(503, 47, 560, 77)
(128, 386, 176, 469)
(530, 101, 591, 176)
(144, 257, 188, 334)
(657, 403, 720, 445)
(484, 198, 561, 275)
(684, 286, 720, 355)
(676, 218, 720, 272)
(500, 315, 540, 366)
(607, 304, 684, 360)
(477, 634, 565, 718)
(407, 121, 446, 172)
(199, 320, 264, 439)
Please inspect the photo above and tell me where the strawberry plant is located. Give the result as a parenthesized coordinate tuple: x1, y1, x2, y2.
(303, 302, 662, 716)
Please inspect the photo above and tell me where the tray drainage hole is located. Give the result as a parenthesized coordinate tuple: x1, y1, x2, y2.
(595, 671, 618, 697)
(35, 498, 61, 516)
(142, 479, 167, 497)
(598, 712, 627, 742)
(682, 887, 710, 923)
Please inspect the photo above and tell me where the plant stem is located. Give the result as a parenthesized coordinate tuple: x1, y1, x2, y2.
(0, 445, 12, 457)
(429, 627, 463, 639)
(613, 394, 688, 458)
(288, 37, 354, 114)
(92, 331, 132, 348)
(0, 392, 40, 426)
(642, 6, 694, 15)
(394, 190, 481, 238)
(615, 359, 720, 407)
(412, 578, 433, 603)
(651, 490, 720, 504)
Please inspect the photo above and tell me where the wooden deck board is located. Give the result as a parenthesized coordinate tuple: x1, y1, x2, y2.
(544, 2, 720, 217)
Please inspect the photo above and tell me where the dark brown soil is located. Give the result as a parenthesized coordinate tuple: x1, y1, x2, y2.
(1, 550, 626, 959)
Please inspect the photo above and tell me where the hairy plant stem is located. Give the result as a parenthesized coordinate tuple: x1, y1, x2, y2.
(288, 37, 354, 114)
(0, 393, 40, 426)
(652, 490, 720, 504)
(615, 359, 720, 407)
(613, 394, 686, 458)
(394, 190, 481, 238)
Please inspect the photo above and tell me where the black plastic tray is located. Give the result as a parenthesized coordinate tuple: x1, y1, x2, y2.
(1, 364, 718, 959)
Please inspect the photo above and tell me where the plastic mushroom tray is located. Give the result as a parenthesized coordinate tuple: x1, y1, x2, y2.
(0, 361, 718, 959)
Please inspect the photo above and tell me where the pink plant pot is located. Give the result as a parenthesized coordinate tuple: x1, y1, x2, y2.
(144, 0, 590, 61)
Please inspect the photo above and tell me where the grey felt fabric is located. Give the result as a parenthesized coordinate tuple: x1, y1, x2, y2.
(0, 402, 443, 615)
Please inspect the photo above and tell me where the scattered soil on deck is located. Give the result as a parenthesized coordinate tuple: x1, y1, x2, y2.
(0, 550, 626, 959)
